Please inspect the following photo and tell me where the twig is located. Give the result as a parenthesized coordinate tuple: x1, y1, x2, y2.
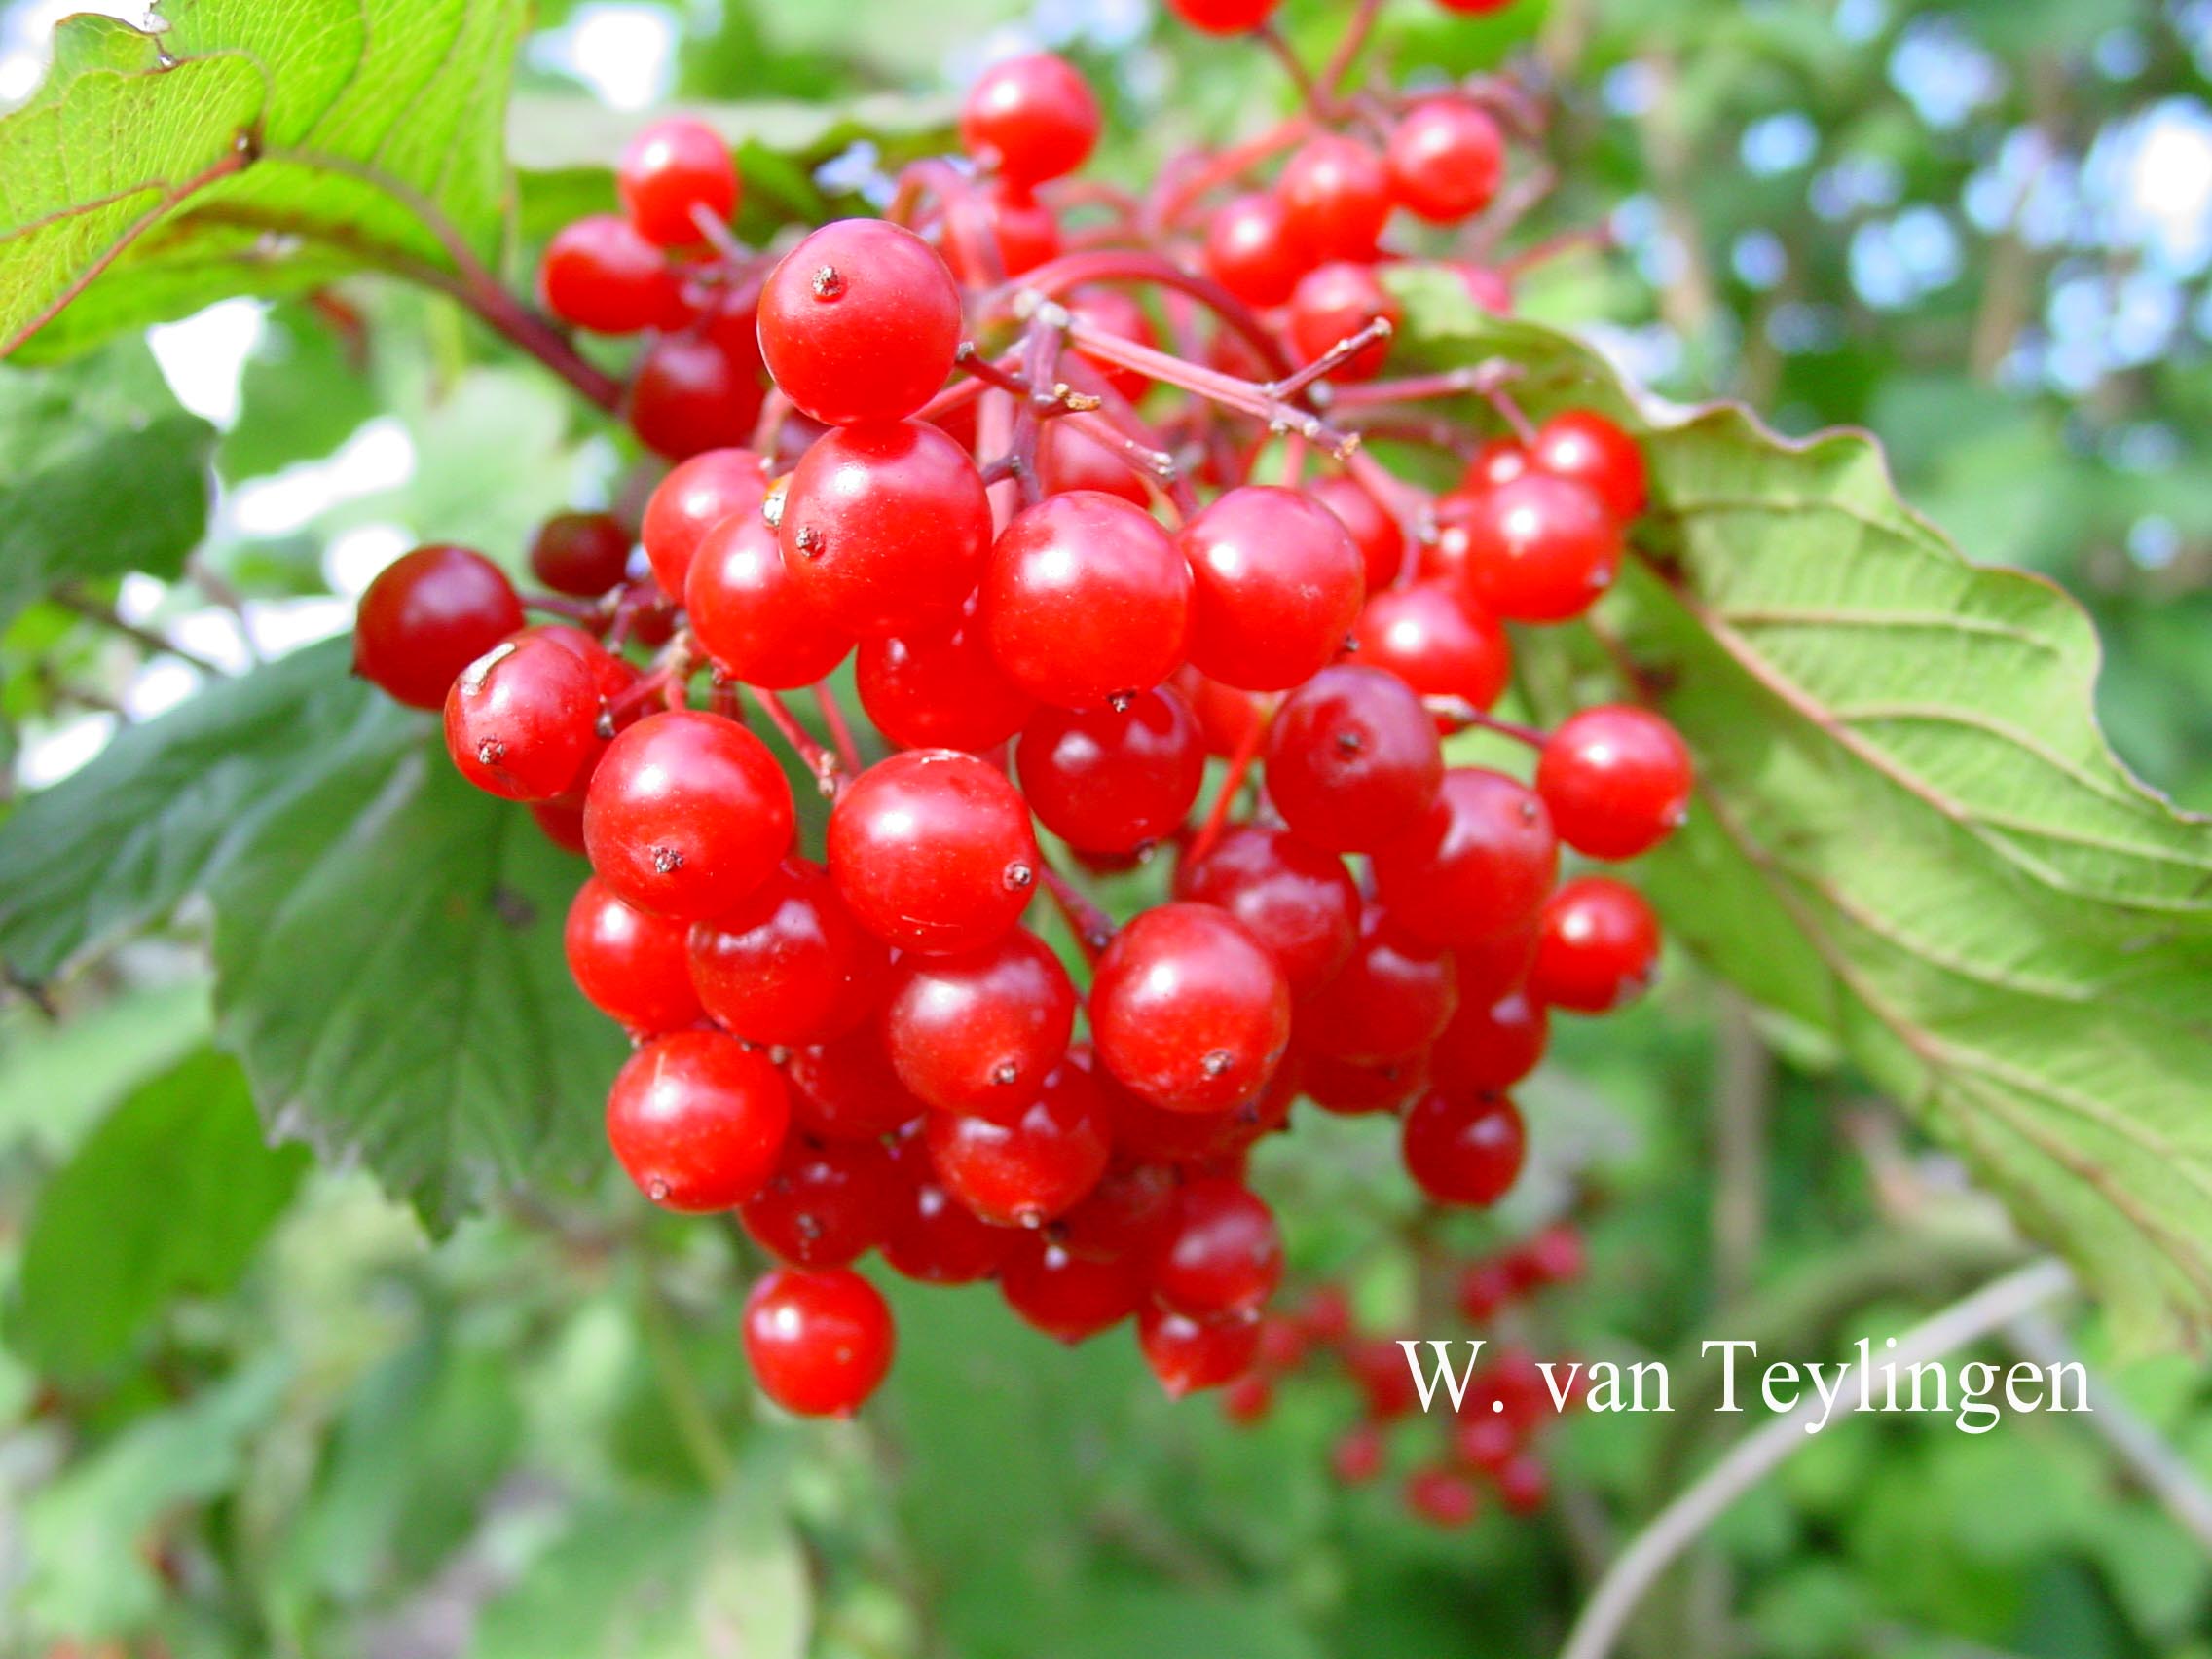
(51, 585, 228, 675)
(1186, 710, 1268, 867)
(1041, 864, 1116, 964)
(812, 682, 864, 775)
(750, 685, 842, 796)
(1557, 1259, 2074, 1659)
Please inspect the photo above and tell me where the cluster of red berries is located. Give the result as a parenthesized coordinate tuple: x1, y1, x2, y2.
(351, 2, 1685, 1421)
(1226, 1224, 1585, 1529)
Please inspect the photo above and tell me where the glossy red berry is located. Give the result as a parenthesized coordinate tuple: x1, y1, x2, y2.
(1297, 905, 1459, 1065)
(1001, 1235, 1146, 1342)
(1091, 904, 1292, 1113)
(1535, 704, 1693, 859)
(1221, 1371, 1273, 1423)
(531, 797, 589, 855)
(981, 491, 1191, 708)
(1371, 768, 1558, 948)
(640, 447, 771, 600)
(1405, 1467, 1481, 1529)
(607, 1031, 790, 1211)
(1149, 1177, 1282, 1317)
(926, 1062, 1112, 1227)
(1348, 582, 1513, 712)
(1332, 1421, 1386, 1484)
(742, 1267, 895, 1416)
(583, 709, 793, 921)
(779, 420, 992, 639)
(1166, 0, 1281, 31)
(1138, 1306, 1261, 1396)
(530, 511, 633, 597)
(1430, 990, 1549, 1093)
(790, 1028, 929, 1143)
(757, 220, 963, 426)
(619, 118, 738, 247)
(856, 612, 1039, 752)
(628, 330, 765, 461)
(1455, 471, 1623, 623)
(1015, 687, 1205, 855)
(882, 928, 1076, 1118)
(1286, 261, 1399, 381)
(1054, 1160, 1178, 1262)
(1386, 99, 1506, 224)
(1175, 825, 1360, 997)
(1178, 486, 1365, 692)
(1530, 408, 1648, 521)
(828, 750, 1040, 954)
(443, 632, 599, 801)
(687, 858, 886, 1047)
(740, 1135, 901, 1268)
(1528, 876, 1661, 1013)
(685, 511, 853, 688)
(1401, 1089, 1525, 1206)
(353, 544, 525, 710)
(1302, 1048, 1430, 1115)
(959, 53, 1099, 187)
(1174, 666, 1267, 759)
(1203, 191, 1305, 308)
(539, 215, 688, 334)
(883, 1155, 1015, 1283)
(1277, 134, 1391, 264)
(1309, 475, 1406, 591)
(1349, 1338, 1422, 1419)
(565, 875, 705, 1035)
(1463, 438, 1530, 493)
(1264, 665, 1444, 852)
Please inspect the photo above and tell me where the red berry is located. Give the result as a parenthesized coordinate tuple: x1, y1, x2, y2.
(1401, 1089, 1525, 1206)
(565, 875, 705, 1034)
(790, 1028, 928, 1143)
(742, 1266, 895, 1417)
(828, 750, 1040, 955)
(539, 215, 688, 334)
(1173, 665, 1267, 758)
(882, 928, 1076, 1118)
(1516, 1222, 1587, 1286)
(1178, 485, 1365, 691)
(531, 511, 633, 597)
(1277, 134, 1391, 265)
(1265, 664, 1444, 852)
(1309, 475, 1405, 591)
(1349, 582, 1513, 712)
(1405, 1466, 1481, 1529)
(1040, 420, 1150, 504)
(1016, 687, 1205, 855)
(583, 709, 794, 921)
(685, 511, 853, 689)
(640, 448, 772, 600)
(1055, 1160, 1179, 1262)
(959, 53, 1099, 188)
(687, 857, 887, 1047)
(883, 1152, 1015, 1283)
(619, 118, 738, 248)
(1138, 1306, 1262, 1397)
(1430, 990, 1548, 1093)
(1149, 1178, 1282, 1317)
(1535, 704, 1693, 859)
(628, 331, 765, 461)
(982, 492, 1191, 709)
(780, 420, 992, 639)
(1530, 409, 1648, 521)
(1091, 904, 1292, 1113)
(1386, 100, 1506, 224)
(758, 219, 963, 426)
(1222, 1371, 1274, 1423)
(607, 1031, 790, 1211)
(1297, 1284, 1354, 1346)
(353, 544, 525, 711)
(969, 182, 1061, 279)
(1166, 0, 1281, 32)
(740, 1135, 901, 1268)
(1298, 904, 1459, 1065)
(925, 1061, 1112, 1226)
(857, 612, 1039, 752)
(1175, 825, 1360, 997)
(1371, 768, 1558, 948)
(1001, 1234, 1146, 1342)
(1455, 1259, 1518, 1325)
(532, 797, 590, 855)
(1455, 263, 1516, 313)
(1463, 438, 1530, 493)
(1302, 1049, 1430, 1115)
(1332, 1421, 1386, 1484)
(443, 632, 599, 801)
(1528, 876, 1660, 1013)
(1065, 288, 1159, 405)
(1203, 191, 1304, 308)
(1455, 471, 1622, 623)
(1495, 1452, 1550, 1514)
(1286, 261, 1399, 381)
(1349, 1338, 1422, 1419)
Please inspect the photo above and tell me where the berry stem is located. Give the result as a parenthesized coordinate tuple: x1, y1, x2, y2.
(1257, 23, 1338, 122)
(521, 590, 603, 624)
(1000, 251, 1291, 379)
(1483, 382, 1540, 446)
(1502, 221, 1619, 277)
(1327, 359, 1520, 410)
(1008, 311, 1067, 509)
(890, 157, 1005, 288)
(1186, 706, 1269, 868)
(1040, 862, 1116, 964)
(1424, 699, 1547, 748)
(750, 687, 843, 797)
(1269, 317, 1396, 400)
(1320, 0, 1387, 101)
(1151, 118, 1313, 232)
(812, 682, 864, 775)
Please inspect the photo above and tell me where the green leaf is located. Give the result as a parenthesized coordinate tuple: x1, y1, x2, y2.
(0, 339, 215, 628)
(0, 640, 623, 1223)
(0, 0, 530, 361)
(1387, 267, 2212, 1347)
(10, 1049, 308, 1380)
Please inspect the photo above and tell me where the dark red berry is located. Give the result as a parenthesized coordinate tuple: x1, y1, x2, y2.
(1371, 768, 1558, 948)
(857, 611, 1039, 752)
(1430, 990, 1548, 1093)
(1091, 904, 1292, 1113)
(353, 544, 525, 711)
(740, 1135, 901, 1268)
(828, 749, 1040, 954)
(565, 875, 705, 1034)
(1015, 687, 1205, 855)
(583, 709, 794, 921)
(883, 1152, 1015, 1284)
(1298, 904, 1459, 1065)
(1149, 1177, 1282, 1317)
(531, 511, 633, 597)
(789, 1028, 929, 1143)
(687, 858, 887, 1047)
(607, 1031, 790, 1211)
(1401, 1089, 1525, 1206)
(1001, 1234, 1146, 1342)
(1264, 664, 1444, 852)
(628, 330, 766, 461)
(1175, 825, 1360, 997)
(1535, 704, 1693, 859)
(1528, 876, 1661, 1013)
(882, 928, 1076, 1118)
(925, 1061, 1112, 1227)
(1302, 1048, 1430, 1115)
(1054, 1160, 1178, 1262)
(1138, 1306, 1262, 1396)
